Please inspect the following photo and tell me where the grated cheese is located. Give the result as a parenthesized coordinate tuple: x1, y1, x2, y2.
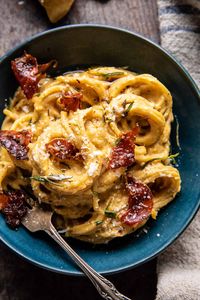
(88, 162, 98, 176)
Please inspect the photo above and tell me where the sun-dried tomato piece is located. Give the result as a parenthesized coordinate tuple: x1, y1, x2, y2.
(38, 59, 57, 74)
(0, 193, 9, 210)
(11, 53, 55, 99)
(108, 126, 139, 169)
(120, 176, 153, 226)
(0, 130, 32, 160)
(11, 53, 40, 99)
(58, 92, 82, 112)
(46, 138, 82, 161)
(1, 190, 27, 228)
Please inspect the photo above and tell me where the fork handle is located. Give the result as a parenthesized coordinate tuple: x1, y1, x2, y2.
(46, 223, 132, 300)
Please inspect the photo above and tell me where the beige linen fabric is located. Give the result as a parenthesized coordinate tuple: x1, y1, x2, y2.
(156, 1, 200, 299)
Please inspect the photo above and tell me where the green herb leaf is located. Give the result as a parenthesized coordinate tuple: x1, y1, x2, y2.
(168, 153, 179, 159)
(30, 175, 73, 186)
(168, 152, 180, 164)
(105, 210, 116, 218)
(124, 102, 134, 116)
(100, 72, 124, 80)
(95, 220, 103, 225)
(30, 176, 50, 183)
(142, 153, 180, 168)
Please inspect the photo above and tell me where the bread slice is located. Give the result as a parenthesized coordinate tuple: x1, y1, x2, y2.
(39, 0, 74, 23)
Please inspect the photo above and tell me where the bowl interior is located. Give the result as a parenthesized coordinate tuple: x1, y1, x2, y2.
(0, 25, 199, 275)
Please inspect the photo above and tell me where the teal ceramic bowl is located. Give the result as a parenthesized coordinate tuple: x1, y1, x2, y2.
(0, 25, 199, 275)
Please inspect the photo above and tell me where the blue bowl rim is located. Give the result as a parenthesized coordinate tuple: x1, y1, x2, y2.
(0, 24, 199, 276)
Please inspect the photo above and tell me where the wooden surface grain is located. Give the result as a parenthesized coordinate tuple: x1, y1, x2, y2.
(0, 0, 160, 56)
(0, 1, 159, 299)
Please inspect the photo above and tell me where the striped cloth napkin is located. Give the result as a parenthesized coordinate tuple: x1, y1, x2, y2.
(156, 1, 200, 299)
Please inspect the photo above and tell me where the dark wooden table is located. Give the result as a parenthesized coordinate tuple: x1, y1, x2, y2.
(0, 1, 159, 299)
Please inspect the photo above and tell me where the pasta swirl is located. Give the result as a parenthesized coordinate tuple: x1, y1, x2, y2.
(0, 65, 181, 243)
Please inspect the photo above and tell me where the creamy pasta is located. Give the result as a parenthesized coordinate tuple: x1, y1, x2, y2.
(0, 58, 181, 243)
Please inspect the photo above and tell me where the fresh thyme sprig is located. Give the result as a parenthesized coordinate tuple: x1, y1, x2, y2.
(142, 153, 180, 168)
(168, 153, 180, 164)
(123, 102, 134, 117)
(100, 71, 125, 80)
(30, 174, 73, 186)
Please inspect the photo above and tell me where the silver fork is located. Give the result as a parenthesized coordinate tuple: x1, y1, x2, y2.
(22, 206, 132, 300)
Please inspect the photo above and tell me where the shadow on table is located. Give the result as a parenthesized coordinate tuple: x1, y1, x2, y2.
(0, 243, 157, 300)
